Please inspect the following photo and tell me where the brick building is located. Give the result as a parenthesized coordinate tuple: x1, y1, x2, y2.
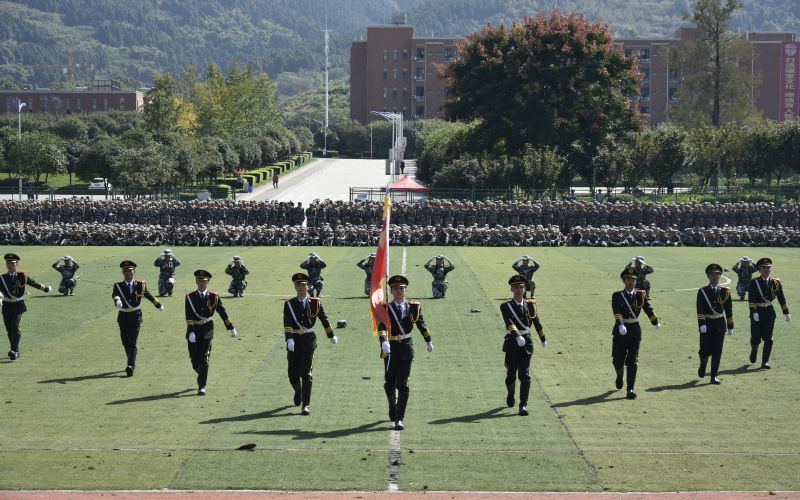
(0, 81, 144, 115)
(350, 19, 459, 123)
(351, 21, 798, 126)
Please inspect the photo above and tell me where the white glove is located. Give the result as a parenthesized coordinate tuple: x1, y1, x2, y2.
(381, 341, 391, 354)
(786, 314, 792, 322)
(699, 324, 707, 334)
(157, 304, 165, 312)
(655, 323, 662, 329)
(115, 299, 123, 309)
(287, 338, 295, 352)
(44, 285, 52, 293)
(330, 335, 338, 345)
(618, 324, 627, 336)
(188, 332, 196, 343)
(229, 328, 237, 337)
(541, 340, 548, 348)
(515, 335, 526, 347)
(726, 329, 733, 336)
(426, 341, 433, 352)
(753, 312, 760, 322)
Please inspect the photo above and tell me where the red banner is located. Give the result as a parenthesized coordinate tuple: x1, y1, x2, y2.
(780, 41, 799, 121)
(370, 194, 391, 335)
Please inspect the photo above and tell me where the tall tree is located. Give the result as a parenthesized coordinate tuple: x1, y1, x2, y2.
(670, 0, 759, 126)
(7, 131, 67, 184)
(144, 72, 181, 134)
(439, 10, 641, 180)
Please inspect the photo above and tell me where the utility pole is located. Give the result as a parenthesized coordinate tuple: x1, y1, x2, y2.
(323, 18, 330, 157)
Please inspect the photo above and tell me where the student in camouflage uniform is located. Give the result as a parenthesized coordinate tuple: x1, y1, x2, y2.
(299, 253, 326, 297)
(424, 254, 455, 299)
(153, 249, 180, 297)
(224, 256, 249, 297)
(511, 255, 541, 298)
(1, 253, 51, 360)
(624, 256, 654, 297)
(356, 253, 376, 296)
(731, 256, 756, 301)
(51, 255, 79, 296)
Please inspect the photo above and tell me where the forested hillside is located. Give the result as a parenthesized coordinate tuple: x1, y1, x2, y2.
(1, 0, 799, 92)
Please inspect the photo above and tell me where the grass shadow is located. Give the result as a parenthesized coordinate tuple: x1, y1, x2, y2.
(239, 419, 386, 440)
(39, 370, 124, 384)
(550, 390, 622, 408)
(200, 405, 294, 424)
(429, 406, 514, 425)
(646, 380, 702, 392)
(106, 388, 195, 405)
(718, 364, 758, 376)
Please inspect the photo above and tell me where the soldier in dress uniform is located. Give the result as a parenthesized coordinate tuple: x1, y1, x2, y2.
(1, 253, 51, 360)
(185, 270, 237, 395)
(748, 258, 791, 369)
(731, 256, 757, 301)
(624, 256, 654, 297)
(356, 253, 376, 296)
(299, 253, 326, 297)
(52, 255, 79, 296)
(511, 256, 541, 298)
(112, 260, 164, 376)
(153, 249, 180, 297)
(283, 272, 338, 415)
(378, 275, 433, 430)
(611, 267, 661, 399)
(696, 264, 734, 384)
(424, 254, 455, 299)
(500, 275, 548, 416)
(224, 256, 249, 297)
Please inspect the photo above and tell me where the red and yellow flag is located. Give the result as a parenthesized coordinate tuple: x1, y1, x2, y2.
(370, 194, 391, 335)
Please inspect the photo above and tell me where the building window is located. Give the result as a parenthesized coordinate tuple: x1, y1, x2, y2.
(415, 105, 425, 117)
(640, 67, 650, 81)
(92, 98, 97, 110)
(640, 87, 650, 101)
(444, 47, 455, 60)
(415, 86, 424, 97)
(638, 48, 650, 61)
(392, 87, 397, 99)
(383, 49, 388, 61)
(27, 99, 33, 111)
(119, 97, 125, 109)
(393, 68, 397, 80)
(43, 97, 49, 112)
(383, 88, 388, 99)
(393, 106, 397, 113)
(668, 88, 678, 101)
(669, 68, 679, 81)
(624, 48, 633, 58)
(402, 68, 407, 80)
(66, 98, 72, 113)
(415, 48, 425, 59)
(103, 98, 108, 110)
(4, 97, 10, 112)
(76, 98, 81, 111)
(393, 49, 398, 61)
(415, 67, 424, 79)
(639, 106, 650, 114)
(402, 87, 407, 98)
(403, 49, 408, 61)
(383, 68, 388, 80)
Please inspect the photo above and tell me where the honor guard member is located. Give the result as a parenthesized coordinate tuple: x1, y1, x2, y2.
(748, 258, 791, 369)
(624, 256, 654, 297)
(356, 253, 376, 296)
(225, 256, 249, 297)
(732, 256, 757, 301)
(501, 275, 547, 416)
(378, 275, 433, 430)
(283, 272, 338, 415)
(299, 253, 326, 298)
(154, 249, 180, 297)
(511, 256, 541, 298)
(185, 270, 237, 395)
(696, 264, 734, 384)
(112, 260, 164, 376)
(611, 267, 661, 399)
(424, 254, 455, 299)
(52, 255, 80, 296)
(1, 253, 51, 360)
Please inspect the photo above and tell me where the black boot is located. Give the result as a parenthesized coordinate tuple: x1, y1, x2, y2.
(749, 345, 758, 364)
(615, 368, 624, 389)
(386, 390, 397, 421)
(698, 356, 708, 378)
(626, 364, 638, 393)
(291, 382, 302, 406)
(396, 389, 410, 422)
(301, 380, 313, 407)
(761, 341, 773, 369)
(505, 383, 515, 407)
(519, 380, 531, 409)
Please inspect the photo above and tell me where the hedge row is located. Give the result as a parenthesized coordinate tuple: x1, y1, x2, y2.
(214, 151, 314, 196)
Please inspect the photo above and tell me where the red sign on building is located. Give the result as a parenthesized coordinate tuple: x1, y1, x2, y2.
(780, 41, 799, 120)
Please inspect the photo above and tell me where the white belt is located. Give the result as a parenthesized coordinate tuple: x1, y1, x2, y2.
(704, 313, 725, 319)
(190, 318, 212, 325)
(389, 333, 412, 341)
(622, 319, 639, 324)
(754, 302, 773, 308)
(2, 295, 23, 303)
(292, 328, 314, 335)
(120, 306, 141, 313)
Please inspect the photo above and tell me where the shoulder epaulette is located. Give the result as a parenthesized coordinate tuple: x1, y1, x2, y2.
(720, 285, 729, 290)
(409, 300, 420, 305)
(501, 300, 512, 305)
(525, 298, 537, 304)
(210, 291, 219, 297)
(774, 278, 781, 283)
(309, 296, 320, 301)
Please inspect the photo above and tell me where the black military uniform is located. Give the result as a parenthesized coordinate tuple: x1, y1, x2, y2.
(356, 253, 376, 296)
(696, 264, 734, 384)
(185, 269, 237, 395)
(1, 253, 51, 360)
(52, 256, 79, 296)
(611, 267, 660, 399)
(500, 275, 547, 416)
(111, 260, 163, 376)
(283, 272, 337, 415)
(748, 258, 790, 369)
(378, 275, 432, 430)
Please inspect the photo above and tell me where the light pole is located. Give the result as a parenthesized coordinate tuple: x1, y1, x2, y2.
(17, 100, 27, 201)
(370, 111, 404, 181)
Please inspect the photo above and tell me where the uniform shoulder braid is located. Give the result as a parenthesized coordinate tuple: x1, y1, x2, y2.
(525, 298, 537, 304)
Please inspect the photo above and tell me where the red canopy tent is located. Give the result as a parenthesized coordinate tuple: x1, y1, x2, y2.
(382, 175, 429, 192)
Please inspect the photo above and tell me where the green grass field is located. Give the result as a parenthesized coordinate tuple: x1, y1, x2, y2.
(0, 246, 798, 492)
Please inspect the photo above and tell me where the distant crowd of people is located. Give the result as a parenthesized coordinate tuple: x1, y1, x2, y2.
(3, 199, 800, 233)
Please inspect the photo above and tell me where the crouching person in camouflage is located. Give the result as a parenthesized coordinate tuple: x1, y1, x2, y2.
(424, 254, 455, 298)
(225, 256, 249, 297)
(52, 255, 79, 296)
